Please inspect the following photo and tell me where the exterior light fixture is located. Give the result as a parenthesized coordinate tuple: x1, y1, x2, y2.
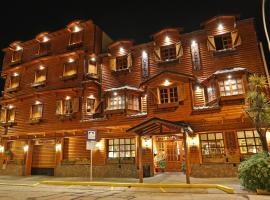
(65, 96, 71, 100)
(165, 36, 170, 43)
(68, 58, 75, 63)
(187, 135, 199, 147)
(119, 47, 124, 53)
(113, 92, 118, 96)
(142, 50, 148, 59)
(15, 45, 22, 51)
(42, 36, 49, 43)
(35, 101, 41, 105)
(0, 145, 4, 153)
(88, 94, 95, 99)
(73, 25, 81, 33)
(90, 57, 96, 62)
(13, 72, 19, 77)
(191, 40, 197, 47)
(23, 145, 29, 153)
(95, 141, 102, 149)
(228, 74, 232, 79)
(39, 65, 45, 70)
(218, 23, 224, 31)
(163, 79, 171, 86)
(8, 105, 14, 109)
(196, 86, 201, 92)
(55, 143, 62, 152)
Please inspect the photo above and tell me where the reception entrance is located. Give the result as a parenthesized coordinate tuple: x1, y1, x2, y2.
(154, 136, 183, 172)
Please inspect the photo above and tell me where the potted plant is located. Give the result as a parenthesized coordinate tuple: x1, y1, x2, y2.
(158, 158, 166, 172)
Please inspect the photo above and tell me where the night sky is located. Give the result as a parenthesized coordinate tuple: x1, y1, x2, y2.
(0, 0, 269, 90)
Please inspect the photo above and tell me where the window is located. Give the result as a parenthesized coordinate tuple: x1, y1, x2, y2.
(108, 95, 125, 110)
(9, 74, 20, 89)
(37, 42, 50, 55)
(35, 68, 46, 83)
(69, 31, 83, 45)
(64, 99, 73, 114)
(159, 87, 178, 104)
(87, 60, 97, 75)
(0, 109, 7, 123)
(116, 56, 128, 71)
(207, 86, 216, 102)
(86, 97, 95, 114)
(214, 33, 232, 51)
(160, 44, 176, 61)
(56, 98, 79, 115)
(11, 49, 23, 63)
(200, 132, 225, 162)
(237, 130, 262, 154)
(30, 104, 43, 119)
(108, 138, 136, 159)
(127, 95, 139, 110)
(219, 78, 243, 96)
(63, 61, 77, 77)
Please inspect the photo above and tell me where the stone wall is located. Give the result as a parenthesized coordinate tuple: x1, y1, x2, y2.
(55, 164, 137, 178)
(0, 164, 25, 176)
(191, 163, 238, 178)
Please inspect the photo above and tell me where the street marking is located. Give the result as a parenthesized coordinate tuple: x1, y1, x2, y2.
(160, 187, 166, 193)
(0, 182, 39, 187)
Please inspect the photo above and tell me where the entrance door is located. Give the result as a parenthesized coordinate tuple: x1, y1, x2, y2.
(155, 136, 182, 172)
(31, 141, 56, 176)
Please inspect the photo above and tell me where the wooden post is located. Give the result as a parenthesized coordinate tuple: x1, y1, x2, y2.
(183, 132, 190, 184)
(137, 135, 143, 183)
(24, 140, 33, 176)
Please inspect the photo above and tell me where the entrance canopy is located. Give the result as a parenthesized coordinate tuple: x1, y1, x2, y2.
(126, 117, 193, 136)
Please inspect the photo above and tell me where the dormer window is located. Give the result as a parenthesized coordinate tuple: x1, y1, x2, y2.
(56, 97, 79, 118)
(116, 55, 128, 70)
(61, 58, 77, 80)
(0, 105, 16, 125)
(36, 33, 51, 56)
(32, 65, 46, 87)
(7, 72, 20, 92)
(214, 33, 232, 51)
(30, 101, 43, 121)
(68, 25, 83, 46)
(160, 44, 176, 61)
(10, 43, 23, 64)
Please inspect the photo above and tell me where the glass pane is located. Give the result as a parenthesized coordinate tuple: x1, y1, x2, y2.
(238, 139, 246, 146)
(246, 138, 255, 146)
(125, 152, 131, 157)
(248, 146, 256, 153)
(125, 138, 130, 144)
(254, 130, 259, 137)
(216, 133, 223, 140)
(237, 131, 245, 138)
(245, 131, 254, 138)
(113, 152, 119, 158)
(114, 146, 119, 151)
(131, 151, 136, 157)
(201, 141, 208, 148)
(108, 152, 114, 158)
(200, 134, 207, 140)
(208, 133, 215, 140)
(256, 146, 262, 152)
(209, 141, 216, 148)
(120, 145, 125, 151)
(109, 146, 113, 151)
(255, 138, 261, 145)
(217, 140, 224, 147)
(109, 140, 113, 145)
(125, 145, 130, 151)
(114, 139, 119, 144)
(120, 139, 125, 144)
(240, 146, 247, 154)
(120, 152, 125, 158)
(131, 138, 135, 144)
(131, 144, 135, 150)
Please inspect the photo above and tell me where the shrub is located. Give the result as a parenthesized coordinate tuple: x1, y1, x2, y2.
(238, 152, 270, 191)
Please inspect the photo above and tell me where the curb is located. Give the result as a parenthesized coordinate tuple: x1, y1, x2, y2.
(0, 182, 39, 187)
(40, 181, 234, 194)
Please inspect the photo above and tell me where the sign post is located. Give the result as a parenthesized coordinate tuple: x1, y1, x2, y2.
(86, 129, 97, 182)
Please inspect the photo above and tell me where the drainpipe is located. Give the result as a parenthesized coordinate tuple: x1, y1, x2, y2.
(259, 42, 270, 87)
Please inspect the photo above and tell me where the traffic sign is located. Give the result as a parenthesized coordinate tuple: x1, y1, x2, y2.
(87, 129, 97, 141)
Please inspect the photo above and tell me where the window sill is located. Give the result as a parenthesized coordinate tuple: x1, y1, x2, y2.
(112, 68, 130, 75)
(158, 58, 179, 66)
(67, 42, 83, 50)
(60, 74, 77, 81)
(105, 109, 126, 114)
(213, 48, 238, 56)
(34, 51, 51, 58)
(9, 60, 22, 66)
(85, 73, 99, 80)
(192, 105, 220, 114)
(31, 81, 46, 88)
(107, 158, 135, 164)
(29, 118, 42, 124)
(157, 102, 179, 109)
(219, 94, 245, 105)
(6, 87, 19, 93)
(57, 113, 76, 120)
(0, 121, 17, 127)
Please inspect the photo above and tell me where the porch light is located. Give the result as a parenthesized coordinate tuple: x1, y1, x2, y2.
(13, 72, 19, 77)
(39, 65, 45, 70)
(55, 143, 62, 152)
(88, 94, 95, 99)
(23, 145, 29, 153)
(0, 145, 4, 153)
(65, 96, 71, 100)
(163, 79, 171, 86)
(35, 101, 41, 105)
(15, 45, 22, 51)
(142, 50, 148, 59)
(42, 36, 49, 43)
(119, 47, 124, 53)
(191, 40, 197, 47)
(90, 57, 96, 62)
(68, 58, 75, 63)
(228, 74, 232, 79)
(113, 92, 118, 96)
(195, 86, 201, 92)
(165, 36, 170, 43)
(95, 141, 102, 149)
(143, 137, 152, 149)
(187, 135, 199, 147)
(73, 25, 81, 33)
(8, 105, 14, 109)
(218, 23, 224, 31)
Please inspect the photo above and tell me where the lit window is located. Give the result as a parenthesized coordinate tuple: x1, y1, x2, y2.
(63, 60, 77, 77)
(160, 44, 176, 61)
(87, 60, 97, 75)
(214, 33, 232, 51)
(127, 95, 139, 110)
(56, 98, 79, 115)
(9, 74, 20, 89)
(30, 104, 43, 119)
(219, 78, 243, 96)
(64, 99, 73, 114)
(237, 130, 262, 154)
(37, 41, 50, 56)
(69, 25, 83, 45)
(1, 106, 16, 123)
(207, 86, 216, 102)
(34, 67, 46, 83)
(86, 97, 95, 114)
(159, 87, 178, 104)
(11, 45, 23, 63)
(200, 133, 225, 162)
(108, 138, 136, 160)
(0, 109, 7, 123)
(108, 94, 125, 110)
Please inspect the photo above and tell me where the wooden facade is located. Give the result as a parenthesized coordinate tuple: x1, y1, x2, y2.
(0, 16, 270, 178)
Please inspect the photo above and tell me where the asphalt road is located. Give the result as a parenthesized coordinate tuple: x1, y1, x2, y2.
(0, 184, 258, 200)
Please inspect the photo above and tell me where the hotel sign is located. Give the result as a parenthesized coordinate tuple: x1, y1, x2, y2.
(86, 129, 97, 141)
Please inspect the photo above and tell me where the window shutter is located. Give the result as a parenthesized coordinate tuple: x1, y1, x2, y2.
(231, 30, 242, 48)
(141, 96, 147, 113)
(72, 97, 79, 113)
(127, 53, 132, 68)
(109, 57, 116, 71)
(176, 42, 183, 59)
(207, 36, 216, 51)
(153, 47, 161, 61)
(56, 100, 62, 115)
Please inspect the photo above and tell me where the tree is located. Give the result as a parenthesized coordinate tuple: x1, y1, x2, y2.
(245, 74, 269, 153)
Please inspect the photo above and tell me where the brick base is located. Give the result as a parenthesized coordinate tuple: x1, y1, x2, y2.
(55, 164, 137, 178)
(191, 163, 239, 178)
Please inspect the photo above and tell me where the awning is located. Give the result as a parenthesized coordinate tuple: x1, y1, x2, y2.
(126, 117, 193, 136)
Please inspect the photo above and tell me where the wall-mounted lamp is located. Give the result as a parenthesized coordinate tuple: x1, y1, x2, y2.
(35, 101, 41, 105)
(90, 57, 96, 62)
(13, 72, 19, 77)
(187, 135, 199, 147)
(68, 58, 75, 63)
(119, 47, 124, 53)
(23, 145, 29, 153)
(8, 105, 14, 109)
(142, 50, 148, 59)
(39, 65, 45, 70)
(0, 145, 4, 153)
(143, 137, 152, 149)
(55, 143, 62, 152)
(218, 23, 224, 31)
(227, 74, 232, 79)
(113, 92, 118, 96)
(42, 36, 49, 43)
(165, 36, 170, 43)
(15, 45, 23, 51)
(191, 40, 197, 47)
(163, 79, 171, 87)
(65, 96, 71, 100)
(73, 25, 81, 33)
(95, 141, 102, 150)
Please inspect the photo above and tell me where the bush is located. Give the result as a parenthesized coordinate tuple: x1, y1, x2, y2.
(238, 152, 270, 191)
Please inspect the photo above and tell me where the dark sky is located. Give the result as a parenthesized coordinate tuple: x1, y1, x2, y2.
(0, 0, 269, 82)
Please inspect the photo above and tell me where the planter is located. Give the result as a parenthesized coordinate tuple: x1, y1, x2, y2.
(256, 189, 270, 195)
(155, 167, 165, 173)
